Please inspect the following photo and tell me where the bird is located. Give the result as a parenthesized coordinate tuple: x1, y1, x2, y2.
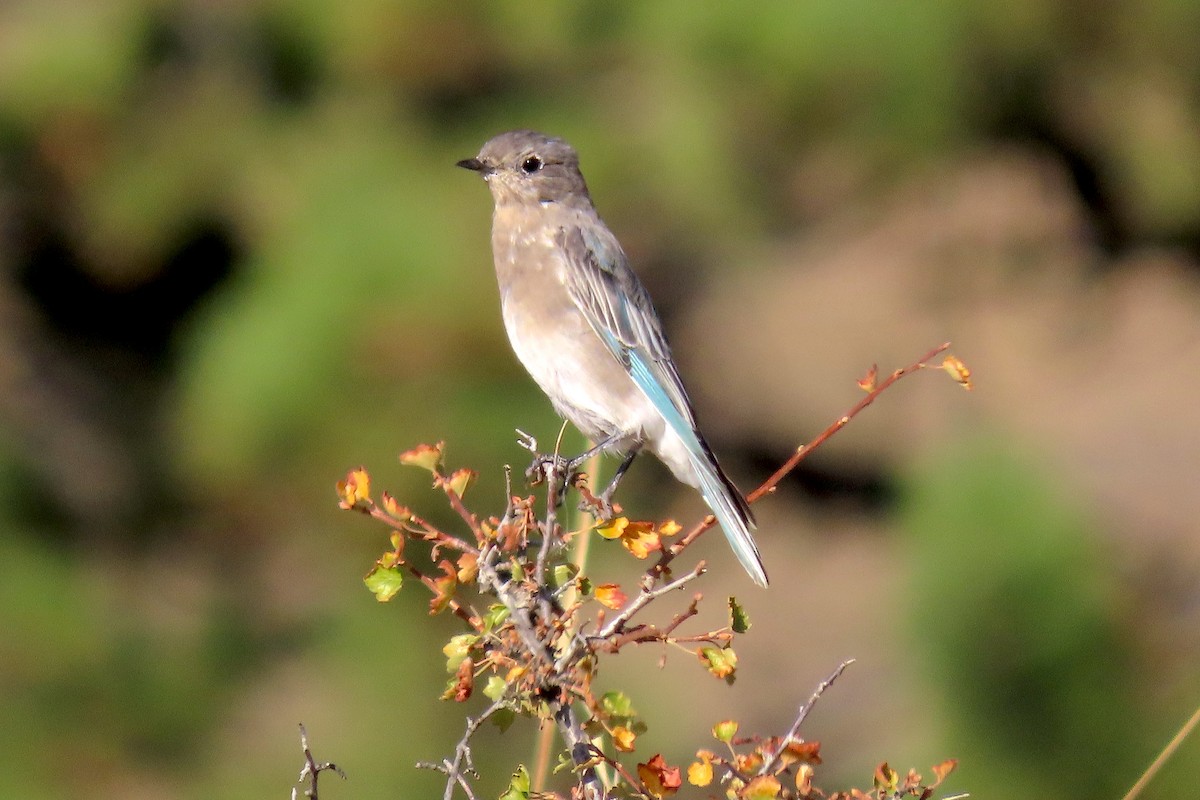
(457, 130, 767, 587)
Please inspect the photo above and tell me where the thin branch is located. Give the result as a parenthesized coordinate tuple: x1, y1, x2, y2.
(441, 479, 484, 541)
(417, 697, 509, 800)
(758, 659, 855, 776)
(291, 723, 345, 800)
(750, 342, 951, 503)
(403, 562, 483, 631)
(554, 562, 706, 674)
(369, 505, 479, 556)
(657, 342, 952, 574)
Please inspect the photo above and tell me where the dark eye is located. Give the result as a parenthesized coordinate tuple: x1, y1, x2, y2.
(521, 155, 543, 174)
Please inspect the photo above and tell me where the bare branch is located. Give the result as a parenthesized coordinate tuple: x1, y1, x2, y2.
(758, 659, 855, 776)
(291, 724, 345, 800)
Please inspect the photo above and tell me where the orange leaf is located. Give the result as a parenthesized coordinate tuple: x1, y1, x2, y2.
(595, 583, 627, 610)
(456, 551, 478, 583)
(451, 656, 473, 702)
(931, 759, 957, 785)
(429, 560, 457, 615)
(620, 521, 661, 559)
(873, 762, 898, 792)
(780, 740, 822, 766)
(637, 754, 681, 798)
(379, 491, 412, 522)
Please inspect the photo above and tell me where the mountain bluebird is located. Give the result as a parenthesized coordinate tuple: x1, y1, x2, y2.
(458, 130, 767, 587)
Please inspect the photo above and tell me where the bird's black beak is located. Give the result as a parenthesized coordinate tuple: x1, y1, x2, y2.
(456, 157, 486, 172)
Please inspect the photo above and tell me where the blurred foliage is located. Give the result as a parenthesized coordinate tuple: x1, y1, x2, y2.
(902, 443, 1189, 799)
(0, 1, 1197, 798)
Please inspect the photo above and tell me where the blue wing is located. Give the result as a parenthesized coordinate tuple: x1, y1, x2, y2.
(557, 223, 768, 587)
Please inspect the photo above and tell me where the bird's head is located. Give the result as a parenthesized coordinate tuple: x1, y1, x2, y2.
(458, 130, 592, 208)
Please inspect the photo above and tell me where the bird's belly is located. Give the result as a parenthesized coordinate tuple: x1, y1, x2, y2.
(501, 300, 650, 447)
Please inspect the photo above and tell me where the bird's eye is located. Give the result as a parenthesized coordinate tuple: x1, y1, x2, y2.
(521, 155, 543, 174)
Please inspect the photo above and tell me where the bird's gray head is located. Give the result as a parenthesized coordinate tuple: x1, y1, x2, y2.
(457, 130, 592, 208)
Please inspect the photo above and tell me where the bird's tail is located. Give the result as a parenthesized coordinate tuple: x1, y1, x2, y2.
(693, 448, 769, 588)
(625, 353, 768, 586)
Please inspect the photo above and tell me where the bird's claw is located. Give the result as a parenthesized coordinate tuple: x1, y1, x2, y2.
(526, 453, 570, 487)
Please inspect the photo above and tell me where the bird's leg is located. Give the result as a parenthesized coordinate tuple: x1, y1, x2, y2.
(595, 442, 642, 518)
(565, 430, 625, 471)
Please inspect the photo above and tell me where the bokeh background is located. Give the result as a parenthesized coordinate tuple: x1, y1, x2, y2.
(2, 2, 1198, 798)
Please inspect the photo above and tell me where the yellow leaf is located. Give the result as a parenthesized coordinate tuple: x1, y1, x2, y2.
(741, 775, 781, 800)
(941, 354, 973, 390)
(658, 519, 682, 537)
(446, 468, 477, 497)
(796, 764, 814, 796)
(398, 442, 445, 472)
(336, 467, 371, 509)
(595, 517, 629, 539)
(687, 752, 713, 787)
(612, 725, 636, 752)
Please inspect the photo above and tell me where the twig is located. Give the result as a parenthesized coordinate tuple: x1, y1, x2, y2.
(555, 562, 706, 673)
(291, 723, 345, 800)
(750, 342, 951, 503)
(1120, 702, 1200, 800)
(442, 482, 484, 541)
(657, 342, 952, 574)
(758, 659, 855, 776)
(417, 697, 509, 800)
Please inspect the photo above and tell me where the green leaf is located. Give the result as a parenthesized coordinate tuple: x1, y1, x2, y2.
(363, 564, 403, 601)
(551, 562, 579, 588)
(712, 720, 738, 743)
(483, 604, 510, 632)
(483, 675, 507, 701)
(700, 646, 738, 682)
(442, 633, 479, 672)
(728, 596, 751, 634)
(498, 765, 530, 800)
(600, 690, 634, 718)
(491, 707, 516, 733)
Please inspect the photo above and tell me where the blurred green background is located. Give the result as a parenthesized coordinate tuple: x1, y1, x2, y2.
(1, 1, 1198, 798)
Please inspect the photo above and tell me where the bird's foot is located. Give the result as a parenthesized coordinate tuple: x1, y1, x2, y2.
(525, 453, 573, 505)
(573, 476, 621, 521)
